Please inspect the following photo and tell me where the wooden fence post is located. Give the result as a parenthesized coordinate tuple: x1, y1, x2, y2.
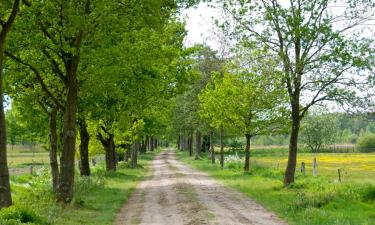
(301, 162, 306, 176)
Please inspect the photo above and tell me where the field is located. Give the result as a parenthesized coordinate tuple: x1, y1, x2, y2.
(177, 148, 375, 225)
(6, 145, 49, 175)
(5, 149, 157, 225)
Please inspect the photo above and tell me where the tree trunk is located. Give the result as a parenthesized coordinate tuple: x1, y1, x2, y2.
(244, 134, 251, 173)
(125, 145, 130, 162)
(202, 135, 210, 152)
(131, 140, 139, 168)
(284, 106, 301, 186)
(155, 139, 158, 149)
(182, 134, 186, 151)
(104, 134, 116, 171)
(49, 109, 59, 193)
(57, 56, 79, 204)
(0, 0, 21, 208)
(145, 135, 149, 152)
(220, 126, 224, 168)
(210, 131, 215, 164)
(0, 45, 12, 209)
(195, 131, 202, 160)
(150, 136, 154, 151)
(79, 118, 90, 176)
(177, 135, 180, 150)
(188, 129, 193, 156)
(140, 138, 146, 154)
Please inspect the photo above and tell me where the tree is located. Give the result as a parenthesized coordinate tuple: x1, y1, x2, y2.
(200, 60, 287, 172)
(301, 114, 338, 176)
(301, 114, 338, 154)
(0, 0, 25, 209)
(219, 0, 375, 185)
(5, 0, 93, 203)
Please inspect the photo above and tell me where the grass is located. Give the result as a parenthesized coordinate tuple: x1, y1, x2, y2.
(177, 150, 375, 225)
(7, 145, 49, 174)
(5, 150, 158, 225)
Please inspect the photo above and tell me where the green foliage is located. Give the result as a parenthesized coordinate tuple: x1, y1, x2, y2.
(6, 151, 157, 224)
(361, 185, 375, 202)
(357, 133, 375, 152)
(301, 115, 338, 153)
(0, 205, 44, 224)
(199, 64, 288, 137)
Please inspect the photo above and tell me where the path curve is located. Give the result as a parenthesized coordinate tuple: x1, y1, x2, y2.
(115, 150, 287, 225)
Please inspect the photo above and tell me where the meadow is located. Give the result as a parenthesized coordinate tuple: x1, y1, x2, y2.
(177, 148, 375, 225)
(2, 149, 157, 225)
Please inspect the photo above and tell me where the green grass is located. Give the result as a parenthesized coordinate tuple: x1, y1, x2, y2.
(7, 145, 49, 174)
(6, 151, 158, 225)
(177, 150, 375, 225)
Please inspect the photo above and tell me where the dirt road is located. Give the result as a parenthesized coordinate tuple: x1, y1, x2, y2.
(115, 150, 287, 225)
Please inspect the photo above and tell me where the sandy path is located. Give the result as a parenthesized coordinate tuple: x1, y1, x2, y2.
(115, 150, 287, 225)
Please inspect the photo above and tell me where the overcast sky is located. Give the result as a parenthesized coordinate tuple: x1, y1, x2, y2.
(181, 2, 220, 50)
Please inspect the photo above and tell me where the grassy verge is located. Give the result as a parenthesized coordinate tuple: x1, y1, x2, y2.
(177, 150, 375, 225)
(3, 150, 158, 225)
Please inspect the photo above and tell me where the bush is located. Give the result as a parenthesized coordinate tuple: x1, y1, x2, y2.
(228, 139, 244, 152)
(291, 191, 337, 211)
(0, 205, 43, 224)
(361, 185, 375, 202)
(224, 153, 243, 170)
(357, 133, 375, 152)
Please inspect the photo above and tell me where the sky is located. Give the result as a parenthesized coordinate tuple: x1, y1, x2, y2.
(180, 2, 375, 113)
(181, 2, 220, 50)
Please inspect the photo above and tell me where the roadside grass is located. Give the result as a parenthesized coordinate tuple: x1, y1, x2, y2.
(177, 150, 375, 225)
(3, 150, 158, 225)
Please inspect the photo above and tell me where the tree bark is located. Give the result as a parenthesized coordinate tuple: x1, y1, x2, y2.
(131, 140, 139, 168)
(56, 55, 79, 204)
(78, 118, 90, 176)
(0, 41, 12, 210)
(97, 127, 116, 171)
(49, 109, 59, 193)
(210, 131, 215, 164)
(284, 106, 301, 186)
(220, 126, 224, 168)
(104, 134, 116, 171)
(244, 134, 251, 173)
(195, 131, 202, 160)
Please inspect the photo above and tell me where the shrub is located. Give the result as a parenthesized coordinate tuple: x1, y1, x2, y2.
(224, 153, 243, 170)
(228, 139, 244, 152)
(0, 205, 42, 224)
(361, 185, 375, 202)
(357, 133, 375, 152)
(291, 191, 336, 210)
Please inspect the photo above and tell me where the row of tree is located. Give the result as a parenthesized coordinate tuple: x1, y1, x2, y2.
(169, 0, 375, 187)
(0, 0, 199, 209)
